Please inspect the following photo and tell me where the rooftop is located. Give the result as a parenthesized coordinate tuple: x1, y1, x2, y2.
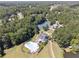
(37, 20, 50, 30)
(35, 33, 48, 43)
(24, 41, 39, 53)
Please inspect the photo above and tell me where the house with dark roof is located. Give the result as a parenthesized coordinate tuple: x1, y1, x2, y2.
(24, 33, 48, 54)
(3, 12, 17, 22)
(35, 33, 48, 44)
(37, 18, 50, 30)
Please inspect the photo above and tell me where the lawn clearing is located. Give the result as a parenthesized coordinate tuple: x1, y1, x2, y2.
(3, 41, 64, 58)
(32, 34, 39, 41)
(52, 41, 64, 58)
(3, 43, 30, 58)
(35, 40, 64, 58)
(35, 42, 51, 58)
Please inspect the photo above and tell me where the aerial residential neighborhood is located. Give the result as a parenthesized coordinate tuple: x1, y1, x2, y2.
(0, 1, 79, 58)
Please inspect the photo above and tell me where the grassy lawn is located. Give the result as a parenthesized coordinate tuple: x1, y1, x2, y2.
(42, 29, 55, 38)
(3, 41, 64, 58)
(3, 44, 30, 58)
(31, 34, 39, 41)
(52, 41, 64, 58)
(35, 41, 52, 58)
(3, 41, 49, 58)
(36, 41, 64, 58)
(3, 42, 50, 58)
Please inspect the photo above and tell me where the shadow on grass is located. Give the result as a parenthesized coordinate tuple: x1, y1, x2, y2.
(37, 41, 48, 54)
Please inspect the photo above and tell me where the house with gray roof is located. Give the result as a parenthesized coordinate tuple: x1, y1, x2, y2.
(24, 41, 39, 53)
(37, 19, 50, 30)
(35, 33, 48, 44)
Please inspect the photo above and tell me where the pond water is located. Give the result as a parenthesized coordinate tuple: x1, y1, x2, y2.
(64, 52, 79, 58)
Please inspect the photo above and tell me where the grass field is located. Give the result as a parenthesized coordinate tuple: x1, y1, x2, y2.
(3, 42, 51, 58)
(31, 34, 39, 41)
(3, 40, 64, 58)
(52, 41, 64, 58)
(3, 44, 30, 58)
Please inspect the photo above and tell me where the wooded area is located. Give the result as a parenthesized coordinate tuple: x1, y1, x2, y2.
(0, 1, 79, 57)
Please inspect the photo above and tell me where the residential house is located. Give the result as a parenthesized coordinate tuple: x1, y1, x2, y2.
(37, 19, 50, 30)
(49, 21, 63, 30)
(24, 41, 39, 53)
(35, 33, 48, 44)
(49, 4, 61, 11)
(3, 13, 17, 22)
(8, 14, 16, 21)
(17, 11, 24, 20)
(24, 33, 48, 53)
